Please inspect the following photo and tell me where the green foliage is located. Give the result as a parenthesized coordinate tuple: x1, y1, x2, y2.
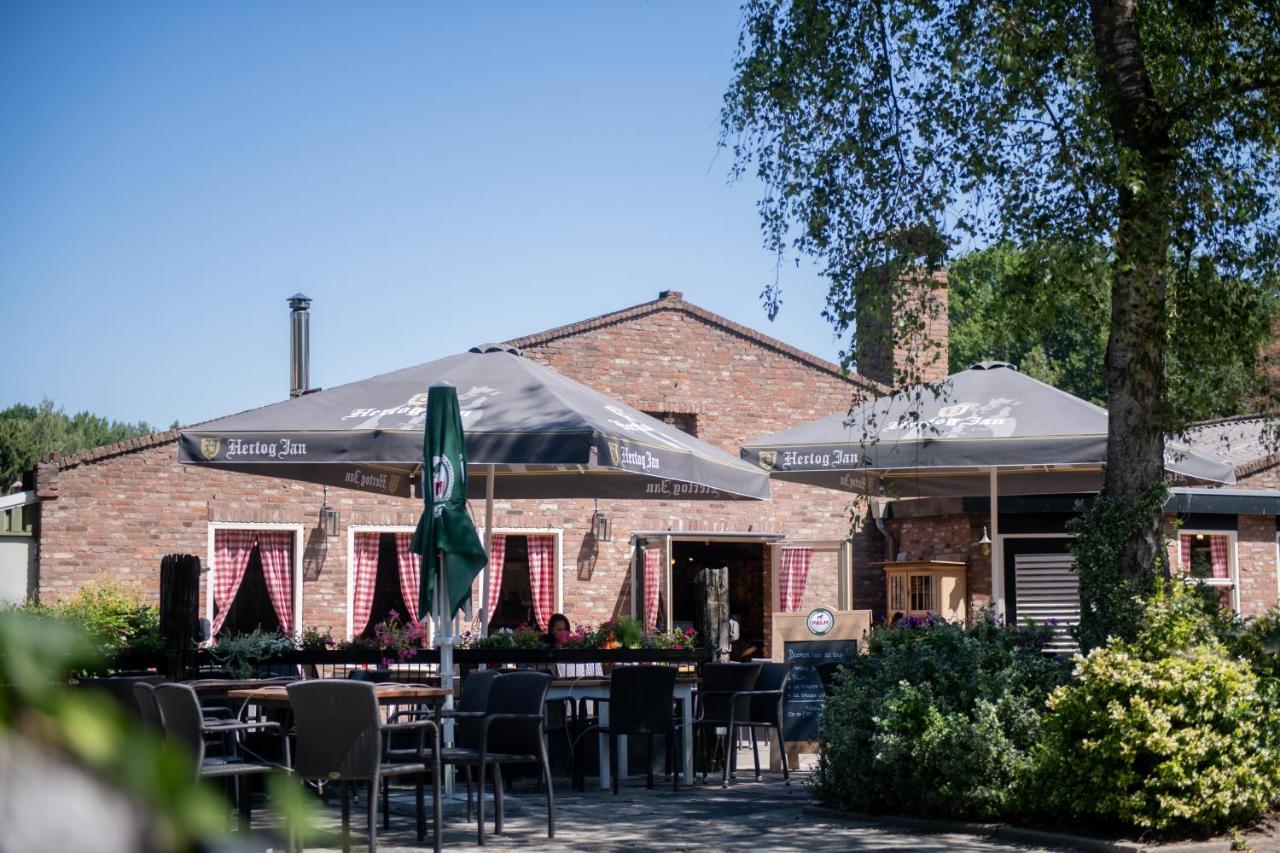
(0, 399, 161, 488)
(210, 629, 295, 679)
(1222, 607, 1280, 684)
(1035, 585, 1280, 833)
(24, 579, 163, 655)
(812, 616, 1069, 819)
(298, 625, 335, 651)
(0, 609, 232, 847)
(466, 625, 545, 650)
(949, 244, 1273, 420)
(1067, 484, 1168, 653)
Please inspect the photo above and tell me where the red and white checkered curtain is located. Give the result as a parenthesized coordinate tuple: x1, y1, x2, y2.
(1209, 535, 1230, 579)
(211, 529, 255, 637)
(527, 534, 556, 629)
(486, 534, 508, 616)
(643, 546, 663, 630)
(256, 531, 295, 635)
(778, 546, 813, 613)
(395, 533, 421, 623)
(351, 532, 381, 637)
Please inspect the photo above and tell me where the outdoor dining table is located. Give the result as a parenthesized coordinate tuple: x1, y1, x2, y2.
(226, 683, 451, 709)
(547, 675, 697, 788)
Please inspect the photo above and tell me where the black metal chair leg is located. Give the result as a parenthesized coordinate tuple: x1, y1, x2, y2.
(610, 734, 619, 794)
(723, 716, 735, 788)
(751, 725, 763, 782)
(367, 779, 378, 853)
(540, 736, 556, 839)
(646, 733, 654, 789)
(494, 765, 505, 836)
(476, 760, 487, 846)
(464, 764, 474, 822)
(415, 775, 425, 843)
(340, 781, 351, 853)
(776, 715, 791, 785)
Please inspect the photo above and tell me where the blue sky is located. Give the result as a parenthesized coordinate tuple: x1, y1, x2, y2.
(1, 2, 844, 427)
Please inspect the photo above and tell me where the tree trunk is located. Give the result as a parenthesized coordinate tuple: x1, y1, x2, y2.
(1090, 0, 1175, 583)
(695, 567, 732, 663)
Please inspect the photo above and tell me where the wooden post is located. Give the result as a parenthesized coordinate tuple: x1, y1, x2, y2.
(159, 553, 201, 679)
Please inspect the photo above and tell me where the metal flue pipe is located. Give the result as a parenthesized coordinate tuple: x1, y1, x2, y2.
(288, 293, 312, 397)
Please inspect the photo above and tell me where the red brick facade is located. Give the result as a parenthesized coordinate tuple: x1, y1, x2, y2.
(33, 293, 892, 648)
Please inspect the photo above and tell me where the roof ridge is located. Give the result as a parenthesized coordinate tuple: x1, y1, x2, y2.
(45, 429, 181, 471)
(506, 292, 888, 394)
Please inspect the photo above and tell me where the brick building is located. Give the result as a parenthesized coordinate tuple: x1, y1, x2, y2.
(30, 290, 892, 656)
(29, 281, 1279, 651)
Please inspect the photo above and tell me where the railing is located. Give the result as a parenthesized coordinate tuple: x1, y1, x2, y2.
(104, 646, 712, 680)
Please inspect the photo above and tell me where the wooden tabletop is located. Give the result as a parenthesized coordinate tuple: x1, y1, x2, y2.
(227, 684, 451, 705)
(184, 678, 296, 694)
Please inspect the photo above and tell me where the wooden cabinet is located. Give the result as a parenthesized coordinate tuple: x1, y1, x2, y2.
(883, 561, 967, 622)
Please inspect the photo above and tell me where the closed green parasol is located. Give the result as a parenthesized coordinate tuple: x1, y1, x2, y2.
(411, 384, 488, 621)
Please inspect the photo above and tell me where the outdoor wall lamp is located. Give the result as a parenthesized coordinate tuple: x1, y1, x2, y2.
(977, 527, 992, 556)
(591, 507, 612, 542)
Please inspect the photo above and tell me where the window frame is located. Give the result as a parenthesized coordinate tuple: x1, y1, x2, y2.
(345, 524, 416, 641)
(205, 521, 305, 641)
(1177, 528, 1240, 613)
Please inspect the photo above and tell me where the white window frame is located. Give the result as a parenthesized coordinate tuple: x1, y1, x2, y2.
(481, 527, 564, 623)
(1177, 529, 1240, 614)
(206, 522, 305, 641)
(346, 524, 417, 641)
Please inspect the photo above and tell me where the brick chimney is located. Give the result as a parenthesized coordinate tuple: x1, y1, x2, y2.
(856, 268, 949, 388)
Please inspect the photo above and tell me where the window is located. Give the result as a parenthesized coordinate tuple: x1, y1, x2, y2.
(207, 524, 302, 639)
(643, 410, 697, 437)
(909, 574, 936, 612)
(1178, 531, 1238, 613)
(889, 574, 906, 611)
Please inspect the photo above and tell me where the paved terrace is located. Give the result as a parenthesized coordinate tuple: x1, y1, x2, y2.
(292, 771, 1052, 852)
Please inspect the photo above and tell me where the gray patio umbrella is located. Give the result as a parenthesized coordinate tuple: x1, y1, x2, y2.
(742, 360, 1235, 622)
(740, 361, 1235, 498)
(179, 344, 770, 501)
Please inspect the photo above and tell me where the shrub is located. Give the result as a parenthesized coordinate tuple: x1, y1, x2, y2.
(210, 629, 295, 679)
(1035, 584, 1280, 834)
(813, 616, 1069, 819)
(24, 579, 162, 653)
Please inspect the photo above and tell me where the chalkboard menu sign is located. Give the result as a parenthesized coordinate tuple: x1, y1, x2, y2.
(783, 639, 858, 742)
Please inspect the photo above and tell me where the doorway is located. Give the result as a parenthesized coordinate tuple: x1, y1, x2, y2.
(670, 540, 767, 660)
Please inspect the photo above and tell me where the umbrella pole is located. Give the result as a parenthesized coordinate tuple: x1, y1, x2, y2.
(437, 553, 456, 795)
(480, 464, 495, 637)
(990, 467, 1004, 620)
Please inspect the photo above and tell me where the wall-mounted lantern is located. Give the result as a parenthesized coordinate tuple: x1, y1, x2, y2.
(591, 507, 612, 542)
(320, 488, 340, 538)
(977, 526, 992, 557)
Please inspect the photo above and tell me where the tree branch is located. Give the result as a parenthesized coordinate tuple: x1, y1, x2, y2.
(1169, 72, 1280, 124)
(872, 0, 909, 188)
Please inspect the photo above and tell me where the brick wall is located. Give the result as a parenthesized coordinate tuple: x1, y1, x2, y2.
(1235, 515, 1278, 617)
(34, 298, 881, 639)
(855, 269, 950, 389)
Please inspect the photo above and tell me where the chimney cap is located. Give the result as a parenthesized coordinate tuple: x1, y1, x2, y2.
(288, 293, 312, 310)
(658, 290, 683, 300)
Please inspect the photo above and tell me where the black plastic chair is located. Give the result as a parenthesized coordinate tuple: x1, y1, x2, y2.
(288, 679, 441, 853)
(132, 682, 165, 732)
(450, 671, 555, 846)
(152, 683, 287, 832)
(388, 666, 502, 824)
(692, 662, 762, 788)
(580, 665, 679, 793)
(348, 668, 394, 682)
(79, 675, 165, 720)
(738, 661, 793, 784)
